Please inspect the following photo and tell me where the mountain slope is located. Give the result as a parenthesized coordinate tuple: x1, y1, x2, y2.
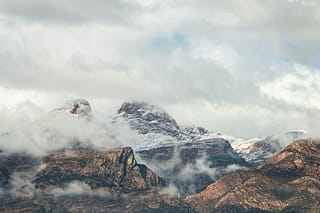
(230, 130, 307, 165)
(116, 102, 250, 194)
(185, 139, 320, 212)
(0, 146, 194, 213)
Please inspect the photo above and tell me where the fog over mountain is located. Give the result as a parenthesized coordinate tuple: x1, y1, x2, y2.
(1, 0, 320, 138)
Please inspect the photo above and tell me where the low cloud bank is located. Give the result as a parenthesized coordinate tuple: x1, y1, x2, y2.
(49, 181, 111, 197)
(0, 102, 141, 156)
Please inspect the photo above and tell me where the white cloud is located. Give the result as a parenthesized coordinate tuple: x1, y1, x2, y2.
(260, 64, 320, 110)
(0, 102, 141, 156)
(191, 42, 241, 76)
(49, 181, 111, 197)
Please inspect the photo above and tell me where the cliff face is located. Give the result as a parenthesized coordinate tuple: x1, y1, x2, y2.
(138, 138, 250, 194)
(34, 147, 165, 190)
(185, 139, 320, 212)
(117, 102, 180, 137)
(117, 102, 250, 194)
(0, 147, 195, 213)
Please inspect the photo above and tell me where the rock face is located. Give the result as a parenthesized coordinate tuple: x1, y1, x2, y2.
(34, 147, 165, 190)
(1, 99, 314, 212)
(118, 102, 181, 137)
(0, 191, 195, 213)
(138, 138, 250, 194)
(231, 130, 307, 165)
(185, 139, 320, 212)
(117, 102, 250, 194)
(0, 147, 165, 192)
(0, 147, 196, 212)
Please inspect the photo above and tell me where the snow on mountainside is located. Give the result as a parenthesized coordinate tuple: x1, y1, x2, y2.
(49, 99, 92, 119)
(48, 100, 307, 166)
(117, 102, 181, 137)
(116, 102, 307, 165)
(116, 102, 222, 151)
(196, 130, 308, 165)
(230, 130, 307, 165)
(196, 130, 307, 165)
(116, 102, 250, 194)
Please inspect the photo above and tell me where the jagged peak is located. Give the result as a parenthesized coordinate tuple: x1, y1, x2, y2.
(49, 99, 92, 119)
(117, 101, 180, 136)
(118, 102, 178, 125)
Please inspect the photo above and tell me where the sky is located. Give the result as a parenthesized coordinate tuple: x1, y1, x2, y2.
(1, 0, 320, 138)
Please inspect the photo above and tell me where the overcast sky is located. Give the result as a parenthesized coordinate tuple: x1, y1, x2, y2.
(1, 0, 320, 138)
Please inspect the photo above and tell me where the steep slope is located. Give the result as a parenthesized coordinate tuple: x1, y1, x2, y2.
(230, 130, 307, 165)
(117, 102, 307, 166)
(117, 102, 181, 138)
(186, 139, 320, 212)
(34, 146, 165, 190)
(0, 147, 195, 212)
(0, 100, 194, 212)
(116, 102, 250, 194)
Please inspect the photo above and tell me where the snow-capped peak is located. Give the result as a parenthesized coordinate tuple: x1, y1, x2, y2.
(117, 102, 180, 137)
(49, 99, 92, 119)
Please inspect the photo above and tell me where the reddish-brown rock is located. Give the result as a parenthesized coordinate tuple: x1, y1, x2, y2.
(186, 139, 320, 212)
(34, 147, 165, 191)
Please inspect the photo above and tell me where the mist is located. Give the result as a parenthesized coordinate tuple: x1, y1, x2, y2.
(0, 102, 141, 156)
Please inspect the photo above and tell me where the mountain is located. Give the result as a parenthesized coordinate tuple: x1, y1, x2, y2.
(49, 99, 92, 119)
(34, 146, 165, 190)
(116, 102, 308, 194)
(116, 102, 250, 194)
(0, 146, 194, 212)
(118, 102, 181, 138)
(117, 102, 307, 164)
(0, 100, 196, 212)
(230, 130, 307, 165)
(185, 139, 320, 212)
(0, 99, 314, 212)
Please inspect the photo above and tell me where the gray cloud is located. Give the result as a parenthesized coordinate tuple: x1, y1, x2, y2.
(0, 0, 142, 25)
(0, 0, 320, 137)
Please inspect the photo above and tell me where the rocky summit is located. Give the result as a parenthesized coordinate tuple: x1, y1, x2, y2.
(185, 139, 320, 212)
(117, 102, 250, 194)
(34, 146, 165, 190)
(118, 102, 181, 137)
(49, 99, 92, 119)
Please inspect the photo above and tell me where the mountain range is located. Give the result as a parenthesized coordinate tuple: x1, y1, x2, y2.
(0, 99, 318, 213)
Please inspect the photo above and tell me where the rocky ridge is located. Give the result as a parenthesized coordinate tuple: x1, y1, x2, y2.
(117, 102, 250, 194)
(0, 146, 194, 212)
(185, 139, 320, 212)
(0, 99, 315, 212)
(117, 102, 307, 165)
(0, 100, 195, 212)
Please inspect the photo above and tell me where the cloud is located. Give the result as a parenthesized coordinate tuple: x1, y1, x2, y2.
(49, 181, 111, 197)
(159, 183, 180, 198)
(0, 101, 142, 156)
(0, 0, 142, 24)
(178, 156, 218, 181)
(260, 63, 320, 110)
(0, 0, 320, 138)
(4, 173, 112, 198)
(8, 171, 37, 197)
